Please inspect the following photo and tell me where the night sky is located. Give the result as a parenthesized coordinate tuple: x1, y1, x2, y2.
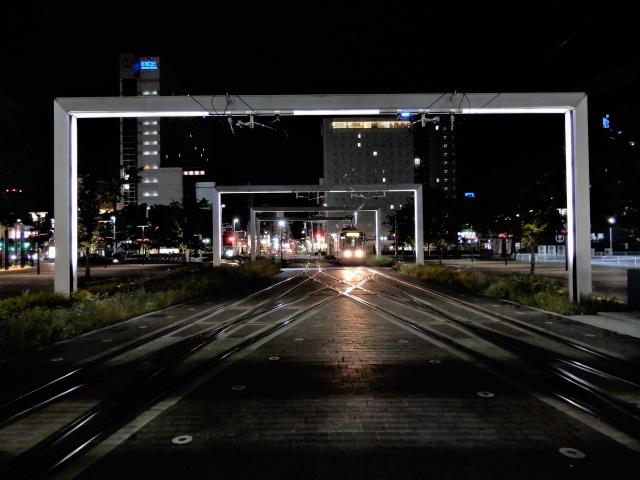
(2, 3, 638, 213)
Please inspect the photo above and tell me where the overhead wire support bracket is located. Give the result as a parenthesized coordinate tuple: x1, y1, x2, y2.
(237, 114, 276, 130)
(412, 113, 440, 127)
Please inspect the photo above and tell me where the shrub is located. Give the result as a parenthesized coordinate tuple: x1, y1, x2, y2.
(366, 256, 394, 267)
(395, 262, 626, 316)
(0, 260, 282, 359)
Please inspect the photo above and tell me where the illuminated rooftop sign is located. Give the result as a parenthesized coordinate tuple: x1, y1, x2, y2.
(140, 60, 158, 70)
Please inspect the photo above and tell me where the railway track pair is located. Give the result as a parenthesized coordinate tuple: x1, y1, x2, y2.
(1, 263, 639, 478)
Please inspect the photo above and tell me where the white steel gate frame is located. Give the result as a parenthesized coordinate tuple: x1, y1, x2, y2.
(53, 92, 591, 302)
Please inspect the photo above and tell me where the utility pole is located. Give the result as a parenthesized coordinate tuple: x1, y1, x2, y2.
(279, 220, 285, 263)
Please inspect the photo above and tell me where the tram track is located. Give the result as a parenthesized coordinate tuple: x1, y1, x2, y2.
(0, 264, 336, 478)
(333, 267, 640, 439)
(1, 263, 639, 478)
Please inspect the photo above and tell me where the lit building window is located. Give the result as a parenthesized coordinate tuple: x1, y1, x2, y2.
(331, 120, 410, 129)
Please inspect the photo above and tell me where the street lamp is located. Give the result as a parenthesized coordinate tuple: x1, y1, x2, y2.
(608, 217, 616, 254)
(137, 224, 148, 263)
(279, 220, 285, 263)
(110, 215, 116, 257)
(393, 213, 398, 264)
(14, 220, 22, 268)
(233, 218, 239, 256)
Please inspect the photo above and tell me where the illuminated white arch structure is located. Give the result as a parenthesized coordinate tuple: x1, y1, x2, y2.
(54, 92, 591, 302)
(194, 182, 419, 263)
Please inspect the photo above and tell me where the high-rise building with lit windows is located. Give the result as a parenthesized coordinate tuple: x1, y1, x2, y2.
(427, 114, 457, 200)
(118, 54, 212, 209)
(322, 116, 455, 241)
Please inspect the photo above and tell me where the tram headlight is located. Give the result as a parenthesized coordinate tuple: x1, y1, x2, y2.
(355, 250, 364, 258)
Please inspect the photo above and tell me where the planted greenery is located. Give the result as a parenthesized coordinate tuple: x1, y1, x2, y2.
(366, 256, 395, 268)
(395, 262, 627, 316)
(0, 259, 281, 358)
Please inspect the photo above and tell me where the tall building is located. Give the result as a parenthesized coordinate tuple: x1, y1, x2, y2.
(322, 115, 453, 241)
(428, 114, 458, 200)
(420, 113, 457, 200)
(118, 54, 212, 209)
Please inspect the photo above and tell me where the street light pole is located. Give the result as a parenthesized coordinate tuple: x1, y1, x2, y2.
(96, 219, 111, 268)
(608, 217, 616, 254)
(233, 218, 238, 256)
(36, 228, 40, 274)
(503, 235, 508, 265)
(110, 215, 116, 258)
(138, 224, 147, 264)
(279, 220, 285, 263)
(394, 214, 398, 264)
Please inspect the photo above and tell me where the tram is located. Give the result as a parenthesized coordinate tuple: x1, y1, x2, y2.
(336, 226, 367, 264)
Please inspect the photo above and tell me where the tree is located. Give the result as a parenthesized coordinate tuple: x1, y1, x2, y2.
(520, 220, 547, 274)
(144, 204, 179, 251)
(77, 173, 127, 278)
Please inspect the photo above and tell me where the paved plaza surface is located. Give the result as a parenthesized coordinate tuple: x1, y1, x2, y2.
(2, 259, 640, 479)
(29, 269, 640, 479)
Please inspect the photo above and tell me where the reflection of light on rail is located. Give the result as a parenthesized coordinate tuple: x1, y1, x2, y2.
(343, 268, 366, 294)
(344, 269, 358, 294)
(345, 269, 359, 281)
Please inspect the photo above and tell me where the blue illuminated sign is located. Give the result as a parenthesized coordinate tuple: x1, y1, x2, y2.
(140, 60, 158, 70)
